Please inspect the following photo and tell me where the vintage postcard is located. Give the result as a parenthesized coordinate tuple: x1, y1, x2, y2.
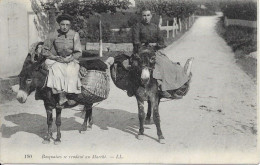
(0, 0, 259, 164)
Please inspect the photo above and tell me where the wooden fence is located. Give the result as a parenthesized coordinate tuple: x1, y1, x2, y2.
(159, 14, 195, 38)
(110, 14, 196, 39)
(88, 15, 196, 53)
(224, 17, 257, 28)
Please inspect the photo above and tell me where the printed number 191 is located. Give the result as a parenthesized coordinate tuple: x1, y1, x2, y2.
(25, 154, 32, 158)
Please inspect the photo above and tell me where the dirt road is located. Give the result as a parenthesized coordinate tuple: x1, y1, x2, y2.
(0, 15, 258, 164)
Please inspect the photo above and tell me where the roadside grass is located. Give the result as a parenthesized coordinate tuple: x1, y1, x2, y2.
(215, 17, 257, 80)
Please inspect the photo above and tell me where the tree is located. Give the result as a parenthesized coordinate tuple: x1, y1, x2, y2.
(33, 0, 131, 40)
(135, 0, 196, 19)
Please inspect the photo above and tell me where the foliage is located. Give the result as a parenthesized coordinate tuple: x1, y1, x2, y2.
(219, 1, 257, 21)
(216, 16, 257, 78)
(86, 19, 112, 42)
(39, 0, 131, 39)
(135, 0, 197, 19)
(194, 2, 219, 16)
(38, 0, 197, 43)
(216, 17, 257, 56)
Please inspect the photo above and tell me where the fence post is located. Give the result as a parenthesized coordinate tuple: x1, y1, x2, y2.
(188, 16, 190, 27)
(173, 17, 178, 38)
(179, 18, 182, 32)
(185, 18, 188, 30)
(166, 20, 169, 38)
(99, 18, 102, 57)
(224, 16, 228, 26)
(190, 16, 192, 26)
(158, 15, 162, 29)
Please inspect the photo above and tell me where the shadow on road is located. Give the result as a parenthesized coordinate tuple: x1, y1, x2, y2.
(1, 113, 82, 138)
(74, 107, 157, 141)
(1, 108, 158, 142)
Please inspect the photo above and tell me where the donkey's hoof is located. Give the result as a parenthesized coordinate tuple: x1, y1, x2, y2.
(137, 134, 144, 140)
(54, 140, 61, 145)
(87, 125, 92, 130)
(145, 119, 151, 125)
(42, 139, 50, 144)
(159, 138, 166, 144)
(79, 125, 87, 133)
(79, 129, 87, 134)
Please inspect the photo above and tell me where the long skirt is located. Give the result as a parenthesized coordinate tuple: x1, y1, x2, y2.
(45, 58, 81, 94)
(153, 51, 189, 91)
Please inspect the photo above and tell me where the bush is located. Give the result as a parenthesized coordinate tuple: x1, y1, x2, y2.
(216, 17, 257, 57)
(195, 8, 216, 16)
(220, 1, 257, 21)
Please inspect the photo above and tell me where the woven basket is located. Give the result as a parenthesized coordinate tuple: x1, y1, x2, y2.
(110, 63, 131, 90)
(81, 70, 110, 103)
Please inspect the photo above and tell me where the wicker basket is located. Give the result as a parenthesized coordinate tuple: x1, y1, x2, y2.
(110, 63, 131, 90)
(81, 70, 110, 103)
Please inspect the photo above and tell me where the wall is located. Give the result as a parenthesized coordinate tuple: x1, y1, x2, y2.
(0, 0, 48, 78)
(224, 16, 257, 28)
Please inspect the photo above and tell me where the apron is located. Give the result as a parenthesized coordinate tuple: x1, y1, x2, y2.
(45, 57, 81, 94)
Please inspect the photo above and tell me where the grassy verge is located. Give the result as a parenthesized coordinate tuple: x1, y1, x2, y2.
(215, 17, 257, 80)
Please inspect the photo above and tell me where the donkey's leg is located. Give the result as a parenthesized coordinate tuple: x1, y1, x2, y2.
(145, 100, 152, 124)
(152, 98, 165, 144)
(88, 104, 94, 129)
(137, 99, 145, 140)
(80, 104, 93, 133)
(43, 108, 53, 144)
(54, 108, 62, 145)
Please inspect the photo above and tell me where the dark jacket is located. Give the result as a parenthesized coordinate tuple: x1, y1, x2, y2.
(132, 22, 166, 53)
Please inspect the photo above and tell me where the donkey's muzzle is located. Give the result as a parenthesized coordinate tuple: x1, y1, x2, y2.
(16, 90, 28, 103)
(141, 68, 150, 85)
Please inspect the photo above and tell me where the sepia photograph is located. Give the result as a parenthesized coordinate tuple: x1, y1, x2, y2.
(0, 0, 258, 164)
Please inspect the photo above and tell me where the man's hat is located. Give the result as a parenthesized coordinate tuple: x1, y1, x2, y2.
(56, 14, 73, 23)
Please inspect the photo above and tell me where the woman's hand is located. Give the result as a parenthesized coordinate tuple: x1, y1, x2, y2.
(56, 56, 74, 63)
(63, 56, 74, 63)
(55, 56, 65, 63)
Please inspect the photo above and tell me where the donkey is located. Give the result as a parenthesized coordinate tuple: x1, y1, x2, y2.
(128, 49, 166, 144)
(16, 55, 95, 145)
(128, 48, 192, 144)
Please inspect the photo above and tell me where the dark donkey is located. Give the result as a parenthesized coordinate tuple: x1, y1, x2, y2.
(128, 49, 164, 143)
(16, 55, 96, 145)
(128, 48, 192, 144)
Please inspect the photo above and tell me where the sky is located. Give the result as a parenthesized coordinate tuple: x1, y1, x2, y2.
(129, 0, 135, 6)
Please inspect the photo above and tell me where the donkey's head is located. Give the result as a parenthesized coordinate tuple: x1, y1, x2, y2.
(16, 55, 47, 103)
(131, 49, 156, 86)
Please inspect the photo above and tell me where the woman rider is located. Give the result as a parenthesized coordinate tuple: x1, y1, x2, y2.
(129, 8, 193, 98)
(42, 14, 82, 106)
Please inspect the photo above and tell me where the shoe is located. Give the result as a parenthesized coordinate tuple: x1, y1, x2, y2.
(159, 91, 172, 98)
(127, 89, 134, 97)
(184, 57, 194, 75)
(58, 92, 68, 106)
(172, 93, 183, 99)
(67, 99, 77, 106)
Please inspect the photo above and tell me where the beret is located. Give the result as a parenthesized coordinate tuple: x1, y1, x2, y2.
(56, 14, 73, 23)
